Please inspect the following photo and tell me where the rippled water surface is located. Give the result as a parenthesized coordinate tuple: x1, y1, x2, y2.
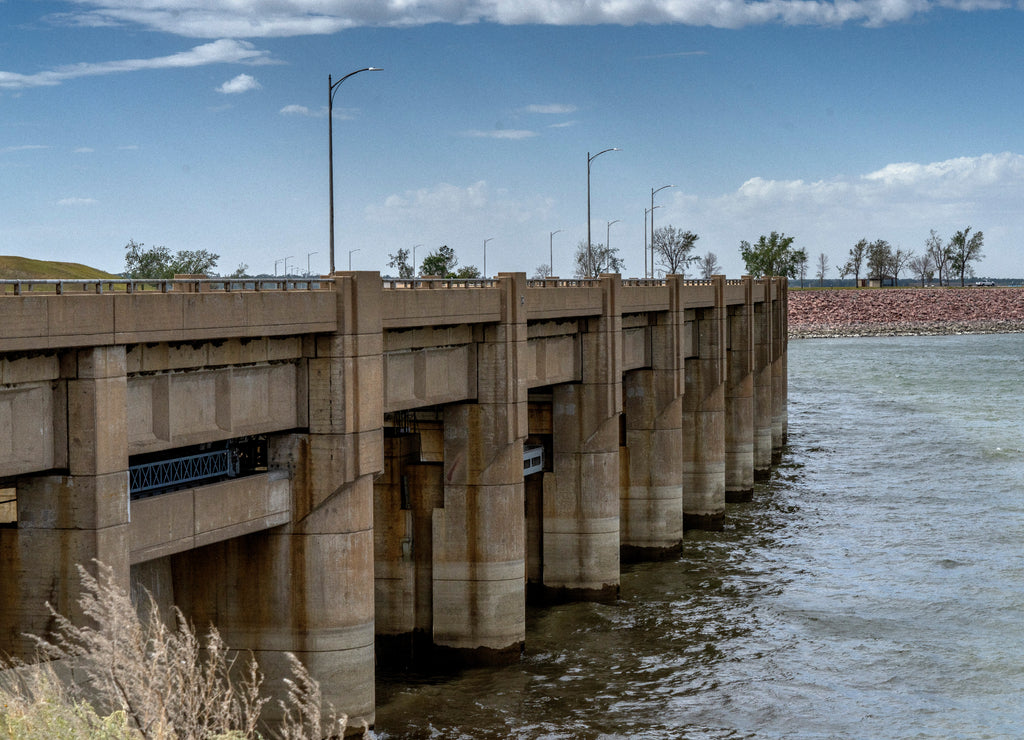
(374, 334, 1024, 739)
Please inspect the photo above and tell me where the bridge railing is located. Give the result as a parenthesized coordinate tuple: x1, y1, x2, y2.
(129, 449, 235, 499)
(382, 278, 499, 289)
(525, 278, 601, 288)
(0, 278, 334, 296)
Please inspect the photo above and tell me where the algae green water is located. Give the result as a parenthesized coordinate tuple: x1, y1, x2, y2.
(374, 333, 1024, 739)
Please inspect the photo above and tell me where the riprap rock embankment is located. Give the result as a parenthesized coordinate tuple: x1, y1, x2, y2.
(789, 287, 1024, 338)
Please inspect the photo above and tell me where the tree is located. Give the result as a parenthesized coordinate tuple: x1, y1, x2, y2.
(839, 238, 868, 284)
(697, 251, 720, 280)
(228, 263, 249, 278)
(533, 263, 553, 279)
(387, 248, 414, 278)
(573, 240, 624, 279)
(890, 247, 913, 287)
(455, 265, 481, 279)
(739, 231, 804, 278)
(815, 253, 830, 287)
(796, 250, 809, 287)
(123, 240, 219, 279)
(908, 252, 933, 288)
(925, 230, 949, 286)
(652, 226, 699, 277)
(124, 239, 171, 279)
(170, 249, 219, 276)
(421, 245, 458, 277)
(866, 239, 893, 282)
(948, 226, 985, 287)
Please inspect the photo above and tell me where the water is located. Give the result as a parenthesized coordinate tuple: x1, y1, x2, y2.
(374, 334, 1024, 739)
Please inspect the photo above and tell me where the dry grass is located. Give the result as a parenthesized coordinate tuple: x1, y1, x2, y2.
(0, 562, 347, 739)
(0, 256, 118, 280)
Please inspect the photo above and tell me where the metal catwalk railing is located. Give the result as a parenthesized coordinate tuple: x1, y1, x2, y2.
(129, 449, 235, 498)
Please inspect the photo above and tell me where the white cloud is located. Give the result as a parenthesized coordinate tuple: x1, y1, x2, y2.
(216, 73, 261, 93)
(280, 104, 314, 116)
(522, 103, 577, 115)
(0, 39, 274, 89)
(368, 180, 555, 228)
(666, 151, 1024, 276)
(57, 197, 98, 206)
(463, 129, 538, 140)
(0, 145, 49, 154)
(54, 0, 1013, 37)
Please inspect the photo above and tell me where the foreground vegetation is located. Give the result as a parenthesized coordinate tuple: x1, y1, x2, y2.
(0, 563, 349, 739)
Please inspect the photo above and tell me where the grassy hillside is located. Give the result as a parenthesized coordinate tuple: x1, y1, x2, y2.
(0, 256, 120, 280)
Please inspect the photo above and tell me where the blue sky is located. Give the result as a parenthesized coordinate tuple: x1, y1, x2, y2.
(3, 1, 1023, 280)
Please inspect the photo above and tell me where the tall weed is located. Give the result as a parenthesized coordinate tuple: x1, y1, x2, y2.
(0, 561, 348, 739)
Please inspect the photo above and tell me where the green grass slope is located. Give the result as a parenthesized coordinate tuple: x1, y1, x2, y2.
(0, 256, 120, 280)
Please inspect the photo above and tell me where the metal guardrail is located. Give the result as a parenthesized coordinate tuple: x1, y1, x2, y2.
(129, 449, 235, 498)
(0, 278, 333, 296)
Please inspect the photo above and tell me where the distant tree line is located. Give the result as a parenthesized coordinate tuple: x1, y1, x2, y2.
(835, 227, 984, 287)
(737, 226, 987, 288)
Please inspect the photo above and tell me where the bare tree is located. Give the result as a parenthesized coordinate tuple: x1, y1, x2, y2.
(908, 252, 933, 287)
(796, 250, 809, 287)
(573, 240, 624, 279)
(697, 251, 720, 279)
(652, 225, 699, 277)
(925, 229, 949, 286)
(890, 247, 913, 287)
(815, 253, 830, 287)
(533, 263, 553, 279)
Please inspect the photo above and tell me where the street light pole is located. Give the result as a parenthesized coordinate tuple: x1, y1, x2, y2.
(645, 206, 660, 278)
(412, 244, 422, 277)
(650, 184, 674, 278)
(348, 248, 360, 270)
(328, 66, 382, 275)
(283, 255, 294, 278)
(587, 148, 619, 278)
(483, 238, 493, 278)
(549, 229, 562, 277)
(607, 220, 620, 257)
(306, 251, 318, 276)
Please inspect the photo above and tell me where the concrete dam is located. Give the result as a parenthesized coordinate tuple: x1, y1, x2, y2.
(0, 271, 788, 729)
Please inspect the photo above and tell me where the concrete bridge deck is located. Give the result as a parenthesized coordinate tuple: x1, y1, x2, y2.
(0, 272, 787, 730)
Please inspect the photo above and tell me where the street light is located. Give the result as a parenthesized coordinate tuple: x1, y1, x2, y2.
(348, 248, 360, 270)
(650, 185, 674, 278)
(274, 259, 284, 276)
(328, 66, 383, 274)
(607, 220, 620, 256)
(412, 244, 423, 277)
(306, 251, 318, 276)
(587, 148, 620, 278)
(549, 230, 562, 277)
(483, 238, 493, 278)
(283, 255, 294, 278)
(645, 206, 659, 278)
